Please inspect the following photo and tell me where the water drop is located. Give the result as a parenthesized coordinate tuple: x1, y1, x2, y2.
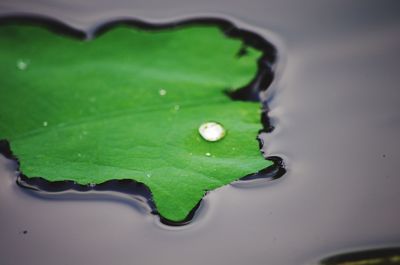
(174, 105, 180, 111)
(77, 153, 82, 157)
(198, 122, 226, 142)
(146, 173, 152, 178)
(17, 59, 28, 70)
(43, 121, 48, 127)
(159, 89, 167, 96)
(205, 152, 211, 157)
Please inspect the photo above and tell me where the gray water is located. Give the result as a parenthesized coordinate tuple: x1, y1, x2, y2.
(1, 1, 400, 265)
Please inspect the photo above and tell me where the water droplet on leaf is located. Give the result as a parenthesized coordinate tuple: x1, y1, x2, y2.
(159, 89, 167, 96)
(17, 59, 28, 70)
(205, 152, 211, 157)
(198, 122, 226, 142)
(43, 121, 48, 127)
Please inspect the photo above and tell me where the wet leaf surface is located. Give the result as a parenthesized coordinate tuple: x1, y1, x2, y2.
(0, 21, 274, 222)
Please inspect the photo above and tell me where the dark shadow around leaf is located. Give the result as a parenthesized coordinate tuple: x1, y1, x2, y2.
(0, 15, 284, 225)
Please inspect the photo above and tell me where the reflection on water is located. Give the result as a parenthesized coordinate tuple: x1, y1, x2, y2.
(1, 0, 400, 265)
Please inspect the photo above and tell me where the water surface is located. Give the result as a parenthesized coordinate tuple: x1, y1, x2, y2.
(1, 1, 400, 265)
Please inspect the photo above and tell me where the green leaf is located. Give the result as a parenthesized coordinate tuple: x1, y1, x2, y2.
(0, 19, 275, 222)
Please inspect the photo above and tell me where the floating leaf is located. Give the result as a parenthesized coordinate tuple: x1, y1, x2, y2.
(0, 18, 279, 223)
